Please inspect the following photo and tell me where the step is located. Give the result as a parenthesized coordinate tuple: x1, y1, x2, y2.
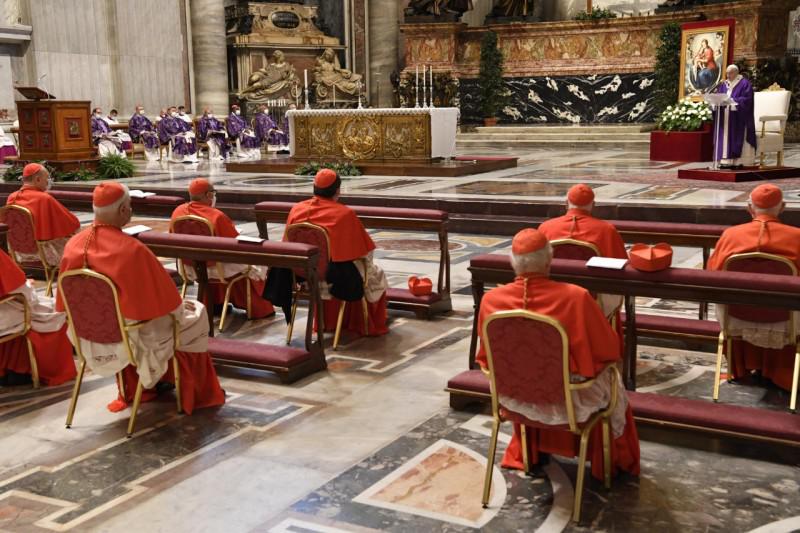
(474, 125, 649, 134)
(458, 133, 649, 141)
(455, 139, 650, 148)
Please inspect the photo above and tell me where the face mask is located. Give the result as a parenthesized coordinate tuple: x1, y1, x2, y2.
(95, 113, 102, 118)
(211, 195, 217, 208)
(234, 110, 241, 115)
(170, 112, 178, 118)
(46, 178, 53, 190)
(179, 111, 185, 115)
(207, 114, 214, 119)
(139, 110, 146, 115)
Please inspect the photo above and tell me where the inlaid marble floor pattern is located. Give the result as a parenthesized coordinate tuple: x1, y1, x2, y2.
(1, 217, 798, 531)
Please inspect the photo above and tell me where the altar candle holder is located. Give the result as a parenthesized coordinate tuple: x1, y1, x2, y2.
(422, 67, 428, 109)
(429, 66, 435, 108)
(357, 81, 364, 109)
(415, 66, 420, 108)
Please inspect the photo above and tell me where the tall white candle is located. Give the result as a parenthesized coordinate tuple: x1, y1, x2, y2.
(304, 69, 308, 89)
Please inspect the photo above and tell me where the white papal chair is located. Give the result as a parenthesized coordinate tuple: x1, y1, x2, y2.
(753, 84, 791, 167)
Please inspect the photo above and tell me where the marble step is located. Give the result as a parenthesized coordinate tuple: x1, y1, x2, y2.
(456, 138, 650, 148)
(474, 125, 649, 134)
(458, 132, 649, 141)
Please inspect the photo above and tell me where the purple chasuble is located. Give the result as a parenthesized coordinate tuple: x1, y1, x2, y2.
(128, 114, 159, 149)
(91, 116, 111, 144)
(158, 116, 196, 156)
(715, 77, 757, 160)
(198, 116, 230, 158)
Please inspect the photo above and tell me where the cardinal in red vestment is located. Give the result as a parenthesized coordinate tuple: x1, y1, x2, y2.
(57, 182, 225, 414)
(4, 163, 80, 266)
(170, 178, 274, 319)
(285, 169, 388, 337)
(708, 184, 800, 391)
(0, 248, 75, 386)
(476, 228, 640, 481)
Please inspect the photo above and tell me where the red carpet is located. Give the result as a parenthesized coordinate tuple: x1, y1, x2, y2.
(678, 166, 800, 183)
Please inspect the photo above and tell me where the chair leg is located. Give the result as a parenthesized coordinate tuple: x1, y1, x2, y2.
(482, 417, 500, 508)
(778, 151, 784, 167)
(790, 347, 799, 413)
(44, 268, 54, 298)
(759, 152, 765, 168)
(361, 298, 369, 336)
(573, 429, 592, 523)
(713, 333, 725, 402)
(116, 371, 126, 401)
(219, 282, 234, 332)
(25, 337, 39, 389)
(127, 381, 144, 437)
(65, 360, 86, 428)
(180, 281, 188, 299)
(173, 357, 183, 415)
(520, 424, 531, 475)
(333, 300, 347, 350)
(285, 295, 298, 346)
(602, 418, 612, 489)
(245, 278, 252, 319)
(726, 338, 733, 382)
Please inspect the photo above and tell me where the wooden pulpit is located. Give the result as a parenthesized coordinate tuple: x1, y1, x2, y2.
(15, 87, 94, 163)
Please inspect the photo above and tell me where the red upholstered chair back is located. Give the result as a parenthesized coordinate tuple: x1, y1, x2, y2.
(483, 311, 570, 424)
(58, 270, 125, 344)
(285, 223, 330, 279)
(550, 239, 599, 261)
(724, 253, 797, 323)
(2, 205, 39, 255)
(171, 215, 214, 237)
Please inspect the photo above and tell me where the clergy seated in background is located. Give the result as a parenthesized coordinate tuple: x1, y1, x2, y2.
(538, 183, 626, 319)
(0, 248, 75, 386)
(177, 105, 193, 125)
(227, 104, 261, 159)
(128, 105, 160, 161)
(57, 182, 225, 414)
(716, 64, 757, 169)
(5, 163, 80, 267)
(476, 229, 640, 480)
(91, 107, 128, 157)
(158, 106, 198, 163)
(170, 178, 274, 319)
(285, 169, 389, 337)
(707, 183, 800, 392)
(197, 108, 230, 160)
(253, 105, 286, 150)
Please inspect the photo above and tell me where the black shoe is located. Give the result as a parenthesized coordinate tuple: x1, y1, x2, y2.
(1, 371, 33, 387)
(155, 381, 175, 395)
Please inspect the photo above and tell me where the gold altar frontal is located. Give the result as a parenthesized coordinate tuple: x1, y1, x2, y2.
(288, 108, 459, 162)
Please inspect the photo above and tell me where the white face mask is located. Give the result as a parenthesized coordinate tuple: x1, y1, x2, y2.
(211, 195, 217, 208)
(179, 111, 185, 115)
(170, 112, 178, 118)
(139, 109, 145, 115)
(95, 113, 102, 118)
(46, 178, 53, 190)
(207, 113, 214, 119)
(234, 110, 241, 115)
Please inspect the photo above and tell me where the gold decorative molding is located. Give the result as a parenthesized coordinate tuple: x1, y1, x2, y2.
(764, 82, 786, 92)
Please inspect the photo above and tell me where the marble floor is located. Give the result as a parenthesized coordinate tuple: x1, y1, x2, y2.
(4, 145, 800, 532)
(2, 205, 799, 532)
(61, 143, 800, 209)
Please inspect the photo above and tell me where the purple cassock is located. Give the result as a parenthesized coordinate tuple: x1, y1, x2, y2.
(198, 116, 231, 158)
(158, 116, 197, 156)
(91, 116, 111, 144)
(715, 76, 757, 161)
(227, 113, 260, 149)
(254, 112, 286, 146)
(128, 113, 159, 150)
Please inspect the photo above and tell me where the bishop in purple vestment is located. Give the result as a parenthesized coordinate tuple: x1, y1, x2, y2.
(715, 64, 757, 167)
(129, 105, 160, 160)
(198, 108, 231, 160)
(158, 105, 198, 163)
(91, 107, 126, 157)
(253, 105, 286, 148)
(227, 104, 261, 159)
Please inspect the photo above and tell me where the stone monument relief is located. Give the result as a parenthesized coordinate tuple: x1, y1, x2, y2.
(314, 48, 363, 104)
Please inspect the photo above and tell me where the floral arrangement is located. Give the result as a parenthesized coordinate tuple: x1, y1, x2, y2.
(574, 7, 618, 21)
(656, 98, 712, 132)
(294, 161, 362, 177)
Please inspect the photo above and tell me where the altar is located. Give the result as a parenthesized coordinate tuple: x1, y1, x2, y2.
(287, 107, 459, 162)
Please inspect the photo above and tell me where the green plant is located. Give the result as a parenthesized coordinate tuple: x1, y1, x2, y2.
(574, 7, 618, 21)
(657, 98, 712, 132)
(736, 55, 800, 120)
(294, 161, 362, 177)
(653, 22, 682, 115)
(478, 31, 508, 119)
(2, 164, 22, 182)
(56, 169, 97, 182)
(96, 154, 135, 181)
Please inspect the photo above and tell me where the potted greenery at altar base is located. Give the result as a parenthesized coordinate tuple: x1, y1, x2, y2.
(479, 31, 508, 127)
(650, 98, 714, 162)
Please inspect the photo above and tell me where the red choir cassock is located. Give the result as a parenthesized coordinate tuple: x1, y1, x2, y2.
(0, 249, 75, 385)
(6, 169, 80, 242)
(538, 185, 626, 259)
(170, 178, 274, 318)
(477, 229, 640, 481)
(57, 182, 225, 414)
(707, 184, 800, 391)
(285, 170, 388, 336)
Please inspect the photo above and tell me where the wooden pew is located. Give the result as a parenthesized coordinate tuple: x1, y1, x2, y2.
(136, 231, 327, 384)
(447, 254, 800, 446)
(0, 222, 7, 252)
(254, 201, 452, 318)
(0, 189, 185, 217)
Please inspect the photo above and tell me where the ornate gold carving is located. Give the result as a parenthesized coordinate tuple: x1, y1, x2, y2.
(337, 116, 380, 160)
(384, 123, 412, 159)
(309, 121, 337, 157)
(765, 82, 785, 92)
(225, 2, 338, 47)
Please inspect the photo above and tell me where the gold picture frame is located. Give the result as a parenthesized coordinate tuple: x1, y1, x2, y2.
(679, 21, 733, 102)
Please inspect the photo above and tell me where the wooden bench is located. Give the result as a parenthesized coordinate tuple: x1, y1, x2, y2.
(136, 231, 326, 384)
(447, 254, 800, 444)
(254, 201, 452, 318)
(0, 190, 185, 217)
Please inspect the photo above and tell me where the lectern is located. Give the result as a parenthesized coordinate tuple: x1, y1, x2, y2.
(15, 87, 94, 167)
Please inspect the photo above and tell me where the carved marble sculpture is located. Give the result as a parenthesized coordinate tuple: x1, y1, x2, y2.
(406, 0, 474, 16)
(238, 50, 301, 102)
(491, 0, 536, 17)
(314, 48, 362, 102)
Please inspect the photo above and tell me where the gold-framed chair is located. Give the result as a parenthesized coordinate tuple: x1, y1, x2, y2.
(0, 204, 58, 296)
(285, 222, 369, 350)
(169, 214, 253, 331)
(714, 252, 799, 412)
(754, 85, 790, 167)
(58, 268, 181, 437)
(481, 309, 618, 523)
(0, 293, 40, 388)
(550, 238, 600, 261)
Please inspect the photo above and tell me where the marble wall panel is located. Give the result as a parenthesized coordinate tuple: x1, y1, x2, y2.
(368, 0, 402, 107)
(459, 72, 656, 124)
